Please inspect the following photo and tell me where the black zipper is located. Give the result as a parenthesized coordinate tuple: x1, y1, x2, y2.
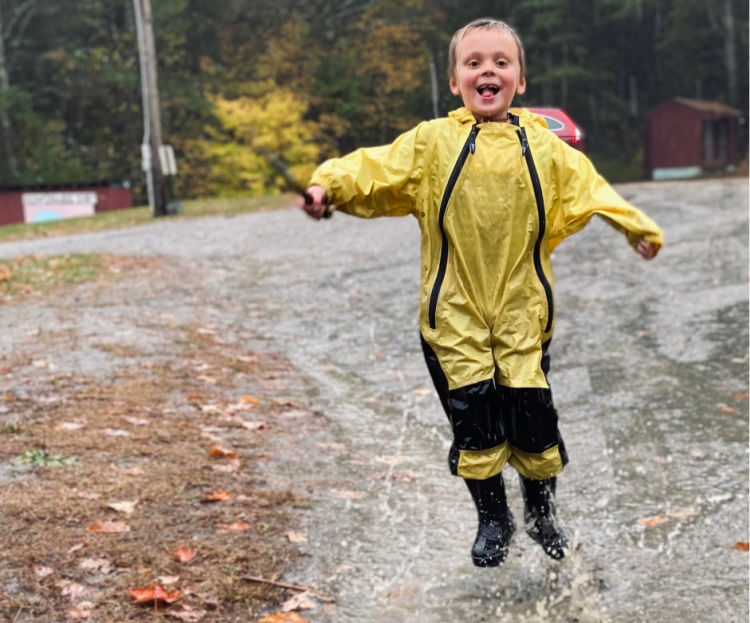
(516, 127, 554, 333)
(428, 124, 480, 330)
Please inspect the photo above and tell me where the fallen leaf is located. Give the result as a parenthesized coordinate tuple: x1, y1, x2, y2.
(33, 565, 55, 578)
(238, 419, 267, 431)
(637, 515, 669, 528)
(68, 543, 86, 554)
(68, 601, 95, 619)
(207, 445, 237, 459)
(330, 489, 365, 500)
(32, 359, 56, 369)
(166, 604, 207, 621)
(212, 458, 241, 473)
(129, 585, 182, 605)
(77, 491, 101, 500)
(78, 557, 111, 573)
(412, 387, 433, 396)
(186, 394, 204, 402)
(734, 541, 749, 552)
(158, 575, 180, 585)
(107, 500, 137, 515)
(387, 581, 421, 599)
(732, 392, 749, 400)
(281, 591, 317, 612)
(87, 520, 130, 533)
(123, 466, 145, 476)
(391, 472, 420, 483)
(60, 421, 85, 431)
(665, 507, 698, 518)
(174, 546, 196, 563)
(196, 375, 217, 384)
(717, 403, 735, 414)
(202, 488, 233, 502)
(258, 613, 309, 623)
(102, 428, 130, 437)
(123, 416, 149, 426)
(286, 531, 308, 544)
(241, 395, 260, 404)
(218, 521, 250, 533)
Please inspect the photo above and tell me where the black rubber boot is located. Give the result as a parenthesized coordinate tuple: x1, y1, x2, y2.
(518, 475, 568, 560)
(464, 473, 516, 567)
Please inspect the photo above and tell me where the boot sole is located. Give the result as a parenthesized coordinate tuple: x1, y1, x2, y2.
(471, 549, 507, 567)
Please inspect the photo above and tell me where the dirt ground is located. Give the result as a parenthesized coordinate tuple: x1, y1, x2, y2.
(0, 255, 327, 622)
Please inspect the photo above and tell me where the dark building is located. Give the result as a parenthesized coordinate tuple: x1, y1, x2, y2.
(645, 97, 742, 180)
(0, 182, 132, 227)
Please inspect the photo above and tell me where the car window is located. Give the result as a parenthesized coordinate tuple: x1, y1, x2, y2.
(539, 114, 565, 131)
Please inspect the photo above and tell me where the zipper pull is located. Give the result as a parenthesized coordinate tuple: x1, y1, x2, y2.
(518, 128, 529, 156)
(469, 125, 478, 153)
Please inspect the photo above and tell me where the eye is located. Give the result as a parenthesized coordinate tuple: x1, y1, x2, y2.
(496, 59, 508, 68)
(467, 59, 480, 68)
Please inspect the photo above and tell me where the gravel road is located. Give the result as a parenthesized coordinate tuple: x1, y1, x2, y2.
(1, 177, 747, 623)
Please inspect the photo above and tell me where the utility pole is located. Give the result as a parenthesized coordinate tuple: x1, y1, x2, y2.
(133, 0, 167, 216)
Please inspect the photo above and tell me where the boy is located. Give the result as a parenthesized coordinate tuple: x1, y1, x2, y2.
(299, 18, 662, 567)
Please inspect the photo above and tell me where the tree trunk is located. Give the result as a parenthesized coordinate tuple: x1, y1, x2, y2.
(722, 0, 737, 105)
(0, 7, 19, 179)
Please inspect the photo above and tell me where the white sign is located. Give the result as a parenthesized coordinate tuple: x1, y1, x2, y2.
(22, 191, 97, 223)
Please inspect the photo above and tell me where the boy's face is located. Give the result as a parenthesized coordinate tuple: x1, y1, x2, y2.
(449, 28, 526, 123)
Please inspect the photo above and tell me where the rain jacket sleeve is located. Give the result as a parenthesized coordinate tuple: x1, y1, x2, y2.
(309, 122, 429, 218)
(547, 140, 663, 254)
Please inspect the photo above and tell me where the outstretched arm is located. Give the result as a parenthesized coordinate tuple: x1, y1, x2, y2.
(549, 141, 663, 257)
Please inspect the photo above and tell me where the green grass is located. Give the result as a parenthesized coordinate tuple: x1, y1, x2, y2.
(0, 193, 296, 243)
(0, 253, 105, 298)
(13, 449, 77, 467)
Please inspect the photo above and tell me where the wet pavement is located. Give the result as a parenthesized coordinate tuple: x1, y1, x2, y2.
(0, 177, 747, 622)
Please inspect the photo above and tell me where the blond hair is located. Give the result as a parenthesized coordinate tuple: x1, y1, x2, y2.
(447, 18, 526, 82)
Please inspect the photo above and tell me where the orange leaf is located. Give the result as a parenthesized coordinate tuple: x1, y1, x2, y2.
(218, 521, 250, 533)
(732, 392, 749, 400)
(207, 445, 237, 459)
(241, 395, 260, 404)
(186, 394, 203, 402)
(174, 546, 197, 563)
(202, 488, 233, 502)
(734, 541, 749, 552)
(129, 584, 182, 605)
(717, 403, 735, 414)
(637, 515, 669, 528)
(87, 520, 130, 533)
(258, 613, 309, 623)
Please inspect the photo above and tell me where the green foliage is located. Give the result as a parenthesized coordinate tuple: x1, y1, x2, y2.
(0, 0, 745, 198)
(13, 449, 77, 467)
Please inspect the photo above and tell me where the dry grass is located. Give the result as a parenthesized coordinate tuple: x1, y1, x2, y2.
(0, 318, 322, 622)
(0, 194, 296, 244)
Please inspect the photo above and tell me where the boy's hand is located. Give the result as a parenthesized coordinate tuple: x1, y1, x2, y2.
(637, 239, 657, 260)
(298, 185, 329, 220)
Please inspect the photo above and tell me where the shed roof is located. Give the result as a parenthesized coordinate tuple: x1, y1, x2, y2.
(649, 97, 741, 118)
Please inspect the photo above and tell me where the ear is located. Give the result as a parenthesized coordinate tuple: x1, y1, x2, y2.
(449, 77, 460, 96)
(516, 76, 527, 96)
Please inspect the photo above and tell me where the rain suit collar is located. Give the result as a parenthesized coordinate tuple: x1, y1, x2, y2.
(448, 106, 547, 130)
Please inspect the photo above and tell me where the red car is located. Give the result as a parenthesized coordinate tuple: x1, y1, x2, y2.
(516, 107, 586, 152)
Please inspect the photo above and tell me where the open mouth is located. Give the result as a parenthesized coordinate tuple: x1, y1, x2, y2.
(477, 84, 500, 96)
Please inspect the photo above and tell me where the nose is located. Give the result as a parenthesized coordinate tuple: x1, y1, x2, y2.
(480, 61, 497, 74)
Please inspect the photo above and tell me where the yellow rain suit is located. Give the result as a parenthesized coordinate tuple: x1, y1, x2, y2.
(310, 107, 663, 481)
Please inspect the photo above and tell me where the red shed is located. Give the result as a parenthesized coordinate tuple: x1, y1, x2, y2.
(0, 182, 132, 227)
(645, 97, 741, 180)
